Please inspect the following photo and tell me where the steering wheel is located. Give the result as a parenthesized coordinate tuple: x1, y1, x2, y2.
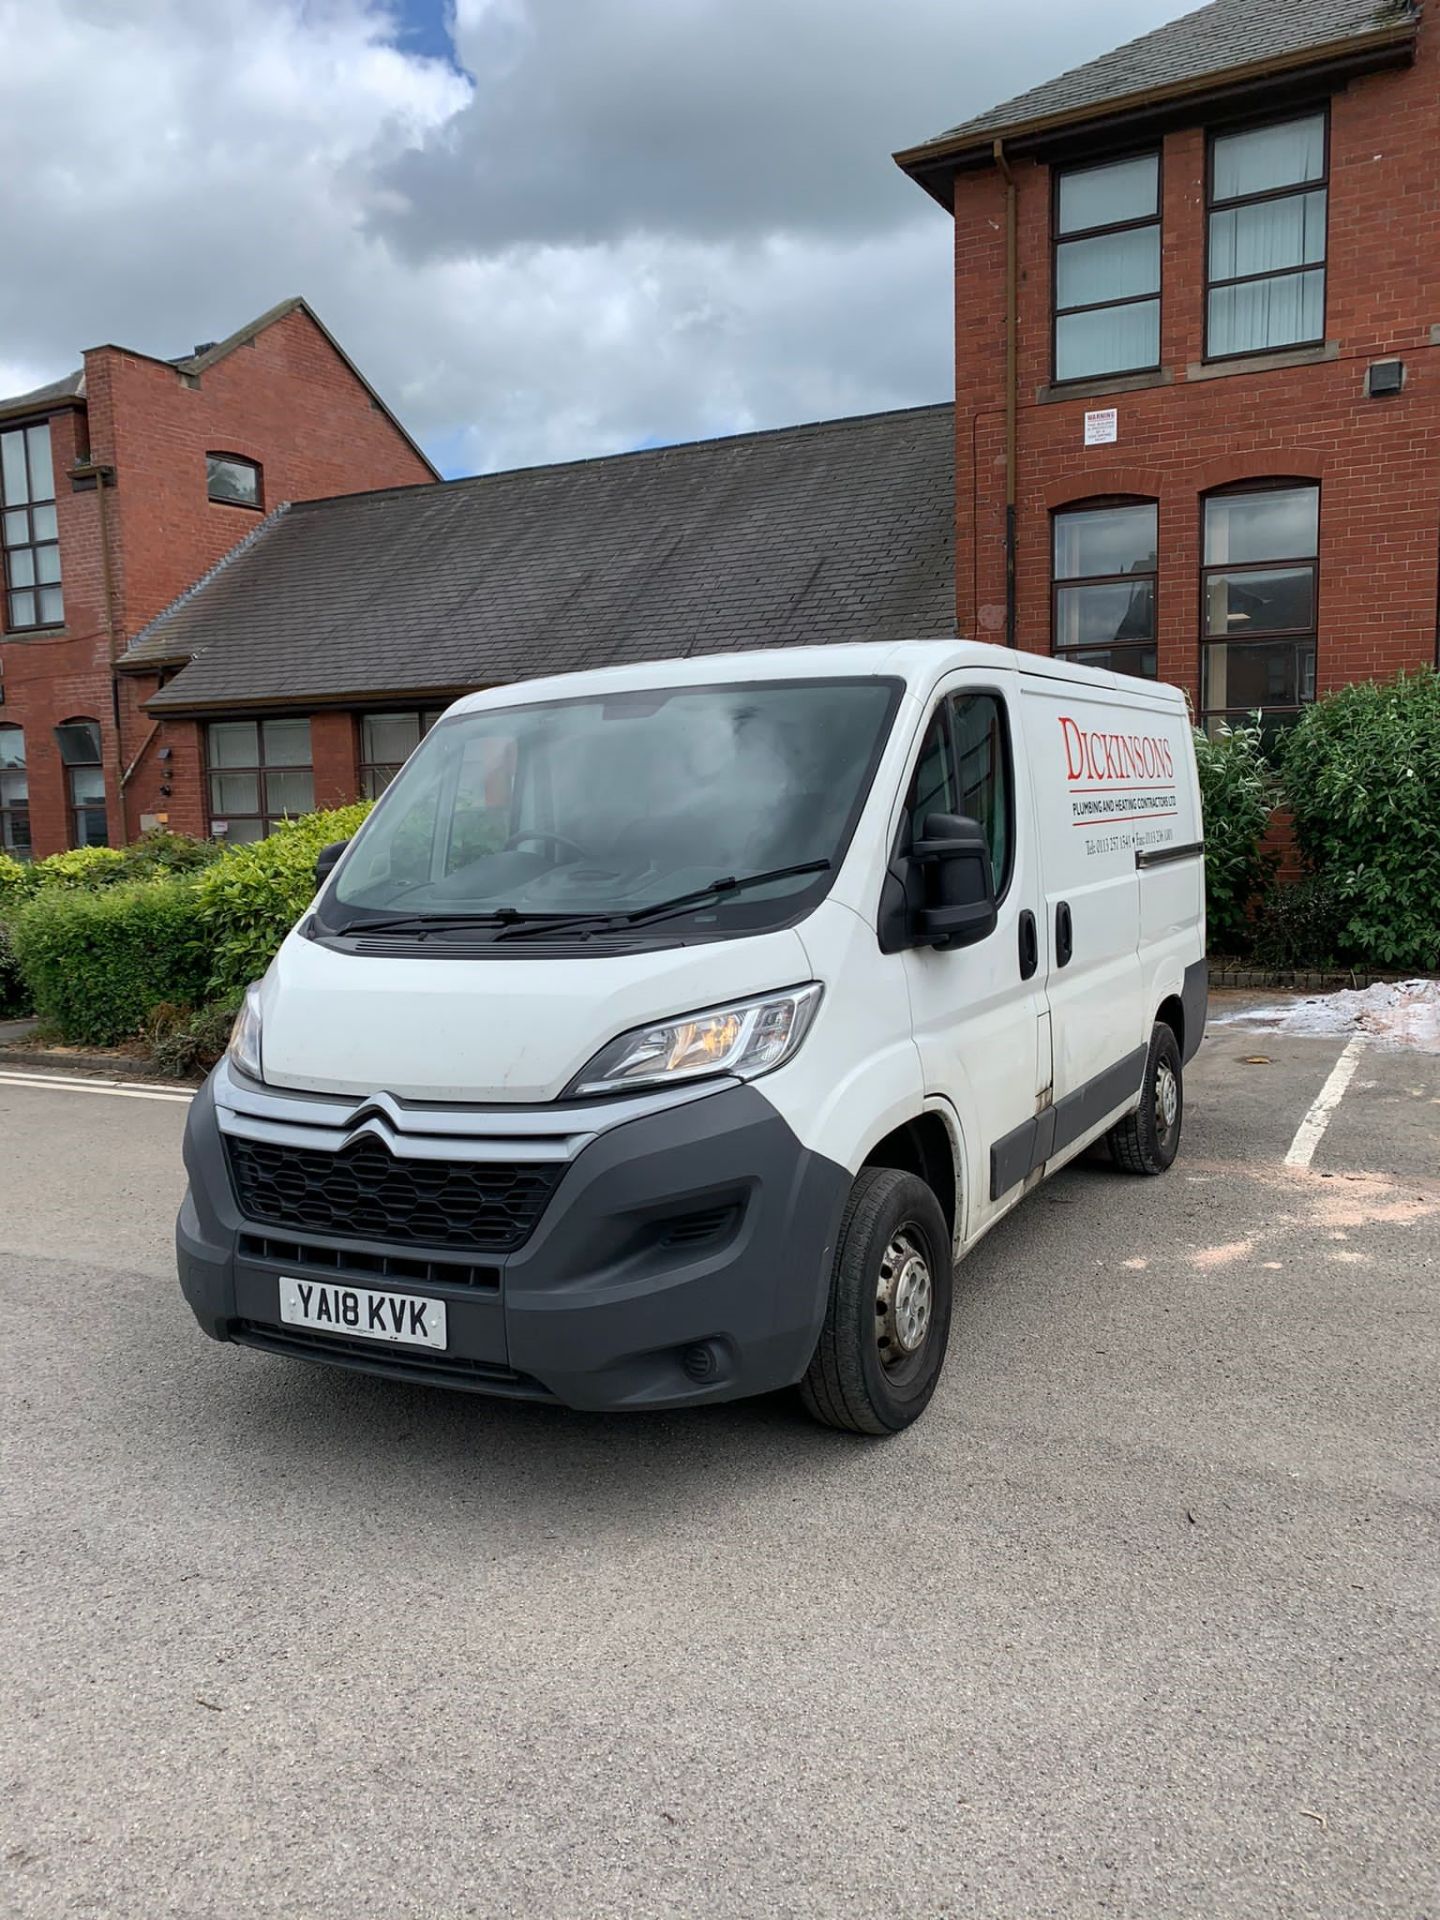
(502, 829, 592, 861)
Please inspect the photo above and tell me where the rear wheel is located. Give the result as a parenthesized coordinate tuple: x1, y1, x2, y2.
(800, 1167, 953, 1436)
(1108, 1022, 1183, 1174)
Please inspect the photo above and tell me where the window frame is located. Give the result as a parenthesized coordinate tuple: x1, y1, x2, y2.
(54, 716, 108, 849)
(205, 715, 315, 842)
(1204, 107, 1329, 365)
(1, 419, 63, 633)
(0, 723, 30, 859)
(1050, 496, 1160, 682)
(206, 452, 264, 511)
(358, 709, 447, 799)
(1199, 480, 1321, 734)
(1051, 148, 1163, 387)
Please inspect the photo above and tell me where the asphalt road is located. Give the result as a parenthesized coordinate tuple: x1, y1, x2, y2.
(2, 1005, 1438, 1920)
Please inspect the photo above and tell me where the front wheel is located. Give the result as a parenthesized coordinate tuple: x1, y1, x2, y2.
(1108, 1021, 1184, 1174)
(800, 1167, 953, 1436)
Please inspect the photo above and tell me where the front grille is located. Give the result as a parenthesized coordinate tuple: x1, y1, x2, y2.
(232, 1321, 553, 1398)
(238, 1232, 500, 1292)
(225, 1133, 562, 1252)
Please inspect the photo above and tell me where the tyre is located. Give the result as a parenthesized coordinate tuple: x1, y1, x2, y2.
(1108, 1021, 1183, 1175)
(800, 1166, 953, 1436)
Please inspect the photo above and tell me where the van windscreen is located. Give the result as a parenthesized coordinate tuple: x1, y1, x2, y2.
(325, 677, 899, 936)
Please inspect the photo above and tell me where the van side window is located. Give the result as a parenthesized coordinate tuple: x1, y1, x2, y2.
(906, 709, 956, 831)
(948, 693, 1014, 894)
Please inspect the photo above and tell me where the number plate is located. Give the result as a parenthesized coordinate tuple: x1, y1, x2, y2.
(278, 1278, 447, 1350)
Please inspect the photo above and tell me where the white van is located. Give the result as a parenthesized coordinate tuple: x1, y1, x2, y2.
(178, 640, 1205, 1434)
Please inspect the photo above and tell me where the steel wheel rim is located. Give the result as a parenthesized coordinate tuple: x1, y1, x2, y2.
(876, 1227, 933, 1372)
(1156, 1060, 1180, 1133)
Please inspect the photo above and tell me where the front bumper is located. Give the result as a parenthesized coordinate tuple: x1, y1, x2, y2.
(177, 1070, 850, 1411)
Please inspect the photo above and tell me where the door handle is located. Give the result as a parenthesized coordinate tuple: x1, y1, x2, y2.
(1056, 901, 1074, 969)
(1018, 909, 1038, 981)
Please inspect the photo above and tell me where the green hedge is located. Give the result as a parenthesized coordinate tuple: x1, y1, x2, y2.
(10, 879, 211, 1048)
(1279, 671, 1440, 971)
(1194, 721, 1276, 954)
(195, 803, 372, 1001)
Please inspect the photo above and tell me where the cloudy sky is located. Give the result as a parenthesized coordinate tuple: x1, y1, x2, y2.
(0, 0, 1193, 476)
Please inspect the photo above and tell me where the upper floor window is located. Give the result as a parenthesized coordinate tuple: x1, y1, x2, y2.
(1207, 113, 1327, 360)
(207, 453, 262, 509)
(1053, 153, 1161, 383)
(1, 422, 63, 631)
(360, 711, 445, 798)
(55, 718, 108, 848)
(0, 725, 29, 859)
(1201, 483, 1319, 735)
(207, 717, 313, 842)
(1052, 500, 1158, 680)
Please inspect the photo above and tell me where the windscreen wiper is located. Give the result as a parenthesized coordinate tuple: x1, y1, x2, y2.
(493, 859, 833, 942)
(331, 909, 526, 937)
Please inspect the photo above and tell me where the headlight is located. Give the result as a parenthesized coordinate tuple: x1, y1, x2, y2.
(228, 983, 265, 1083)
(566, 983, 823, 1097)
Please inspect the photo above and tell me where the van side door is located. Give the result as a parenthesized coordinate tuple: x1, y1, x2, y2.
(900, 682, 1053, 1240)
(1018, 673, 1158, 1156)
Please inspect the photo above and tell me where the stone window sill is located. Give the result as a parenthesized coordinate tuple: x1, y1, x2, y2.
(1186, 343, 1338, 382)
(1035, 369, 1172, 405)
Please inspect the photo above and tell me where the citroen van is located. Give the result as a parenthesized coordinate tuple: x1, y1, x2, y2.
(177, 640, 1206, 1434)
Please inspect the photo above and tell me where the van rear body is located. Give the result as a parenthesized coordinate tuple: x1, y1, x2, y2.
(178, 639, 1205, 1432)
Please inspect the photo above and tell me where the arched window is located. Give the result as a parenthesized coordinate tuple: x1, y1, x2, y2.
(1200, 481, 1319, 736)
(55, 717, 108, 847)
(0, 725, 29, 858)
(1051, 497, 1158, 680)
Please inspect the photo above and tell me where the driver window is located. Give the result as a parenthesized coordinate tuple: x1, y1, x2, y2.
(948, 692, 1013, 893)
(905, 707, 956, 836)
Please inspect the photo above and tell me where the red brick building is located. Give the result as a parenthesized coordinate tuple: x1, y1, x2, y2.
(895, 0, 1435, 731)
(0, 299, 436, 858)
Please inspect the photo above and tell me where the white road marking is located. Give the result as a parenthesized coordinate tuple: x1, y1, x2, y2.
(0, 1068, 193, 1104)
(1284, 1036, 1365, 1170)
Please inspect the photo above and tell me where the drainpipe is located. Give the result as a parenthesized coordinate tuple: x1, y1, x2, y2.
(72, 461, 125, 840)
(993, 138, 1018, 649)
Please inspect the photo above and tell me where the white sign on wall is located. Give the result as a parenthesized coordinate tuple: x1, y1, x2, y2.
(1084, 407, 1118, 447)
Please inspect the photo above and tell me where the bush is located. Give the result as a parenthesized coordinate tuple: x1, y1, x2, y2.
(0, 853, 39, 915)
(147, 1000, 238, 1079)
(31, 845, 128, 890)
(1193, 721, 1277, 954)
(0, 923, 29, 1019)
(196, 802, 372, 1000)
(1279, 671, 1440, 971)
(10, 878, 210, 1047)
(121, 829, 225, 883)
(1250, 873, 1349, 972)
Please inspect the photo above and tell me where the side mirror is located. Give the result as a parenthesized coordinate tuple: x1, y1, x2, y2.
(910, 813, 997, 948)
(314, 840, 349, 889)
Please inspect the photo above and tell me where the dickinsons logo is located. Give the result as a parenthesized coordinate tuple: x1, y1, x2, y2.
(1059, 715, 1175, 785)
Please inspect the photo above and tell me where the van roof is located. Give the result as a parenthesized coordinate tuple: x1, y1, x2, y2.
(445, 638, 1190, 715)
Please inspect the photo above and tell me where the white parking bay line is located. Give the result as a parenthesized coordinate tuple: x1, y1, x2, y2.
(0, 1068, 193, 1105)
(1284, 1035, 1365, 1170)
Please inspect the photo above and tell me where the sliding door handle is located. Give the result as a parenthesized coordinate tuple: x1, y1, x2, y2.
(1056, 901, 1073, 969)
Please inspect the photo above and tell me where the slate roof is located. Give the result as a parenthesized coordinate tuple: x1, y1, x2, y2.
(0, 368, 84, 424)
(126, 403, 957, 714)
(900, 0, 1417, 161)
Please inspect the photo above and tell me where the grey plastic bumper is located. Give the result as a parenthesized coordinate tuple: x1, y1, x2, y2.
(177, 1072, 850, 1412)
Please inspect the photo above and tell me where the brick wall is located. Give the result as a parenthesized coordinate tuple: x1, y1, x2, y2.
(2, 305, 433, 857)
(952, 27, 1440, 708)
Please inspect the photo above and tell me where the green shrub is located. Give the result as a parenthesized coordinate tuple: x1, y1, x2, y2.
(0, 923, 29, 1019)
(196, 802, 372, 1000)
(1194, 721, 1277, 954)
(1279, 671, 1440, 971)
(147, 999, 238, 1079)
(10, 878, 209, 1047)
(31, 845, 128, 890)
(1250, 873, 1348, 973)
(0, 854, 39, 915)
(121, 830, 224, 883)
